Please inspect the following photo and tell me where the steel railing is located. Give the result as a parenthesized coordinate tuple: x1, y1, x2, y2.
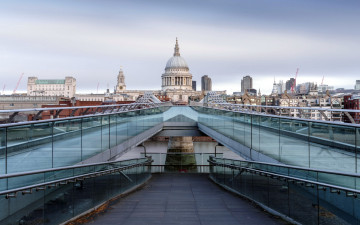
(0, 157, 152, 198)
(205, 103, 359, 123)
(0, 102, 167, 124)
(208, 156, 360, 197)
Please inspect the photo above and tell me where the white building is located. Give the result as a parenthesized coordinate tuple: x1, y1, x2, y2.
(161, 38, 193, 92)
(27, 76, 76, 98)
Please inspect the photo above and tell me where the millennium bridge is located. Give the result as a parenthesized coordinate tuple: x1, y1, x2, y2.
(0, 99, 359, 225)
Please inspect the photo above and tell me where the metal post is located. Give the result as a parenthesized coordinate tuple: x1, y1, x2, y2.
(141, 143, 147, 157)
(215, 143, 224, 157)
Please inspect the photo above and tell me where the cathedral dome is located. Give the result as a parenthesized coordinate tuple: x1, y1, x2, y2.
(164, 38, 189, 70)
(165, 56, 188, 69)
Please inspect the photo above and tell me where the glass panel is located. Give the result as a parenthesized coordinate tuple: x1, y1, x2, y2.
(126, 111, 138, 138)
(223, 111, 234, 139)
(82, 117, 102, 159)
(101, 115, 110, 151)
(44, 185, 74, 225)
(244, 114, 252, 148)
(310, 122, 355, 172)
(109, 114, 117, 148)
(0, 128, 6, 175)
(53, 119, 81, 167)
(288, 183, 317, 224)
(268, 178, 289, 216)
(116, 112, 128, 145)
(7, 191, 44, 224)
(318, 189, 355, 225)
(7, 123, 52, 173)
(260, 116, 280, 160)
(73, 178, 95, 217)
(251, 115, 260, 151)
(233, 112, 245, 144)
(280, 118, 309, 167)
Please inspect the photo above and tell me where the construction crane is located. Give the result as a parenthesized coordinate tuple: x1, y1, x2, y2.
(291, 68, 299, 94)
(2, 84, 5, 95)
(321, 75, 324, 86)
(13, 73, 24, 94)
(97, 82, 99, 94)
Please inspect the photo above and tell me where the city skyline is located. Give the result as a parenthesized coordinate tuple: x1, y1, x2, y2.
(1, 0, 360, 94)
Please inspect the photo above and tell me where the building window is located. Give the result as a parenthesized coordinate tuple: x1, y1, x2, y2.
(10, 103, 14, 106)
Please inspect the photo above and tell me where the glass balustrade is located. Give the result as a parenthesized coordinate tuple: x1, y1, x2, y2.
(0, 158, 151, 225)
(209, 156, 360, 225)
(193, 106, 360, 174)
(2, 105, 360, 175)
(0, 107, 167, 175)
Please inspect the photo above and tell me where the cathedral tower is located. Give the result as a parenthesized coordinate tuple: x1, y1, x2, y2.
(116, 67, 126, 92)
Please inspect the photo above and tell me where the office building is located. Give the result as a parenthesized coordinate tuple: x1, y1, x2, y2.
(241, 75, 252, 93)
(201, 75, 212, 91)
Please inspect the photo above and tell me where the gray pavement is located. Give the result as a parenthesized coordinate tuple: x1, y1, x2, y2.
(86, 174, 288, 225)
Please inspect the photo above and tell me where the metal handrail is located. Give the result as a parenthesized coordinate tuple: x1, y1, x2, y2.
(212, 103, 360, 113)
(0, 158, 144, 179)
(208, 157, 360, 178)
(0, 157, 152, 197)
(0, 103, 160, 114)
(0, 104, 167, 128)
(195, 105, 360, 127)
(208, 159, 359, 196)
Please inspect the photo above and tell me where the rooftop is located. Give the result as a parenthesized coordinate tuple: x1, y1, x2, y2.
(35, 79, 65, 84)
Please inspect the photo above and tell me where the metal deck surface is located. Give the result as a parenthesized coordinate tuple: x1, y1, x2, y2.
(85, 173, 288, 225)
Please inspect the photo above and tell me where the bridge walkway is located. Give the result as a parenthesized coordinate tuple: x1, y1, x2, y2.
(84, 173, 287, 225)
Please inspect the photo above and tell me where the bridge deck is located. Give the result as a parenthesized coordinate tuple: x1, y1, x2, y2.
(85, 174, 286, 225)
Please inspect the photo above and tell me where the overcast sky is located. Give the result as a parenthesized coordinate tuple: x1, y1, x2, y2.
(1, 0, 359, 94)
